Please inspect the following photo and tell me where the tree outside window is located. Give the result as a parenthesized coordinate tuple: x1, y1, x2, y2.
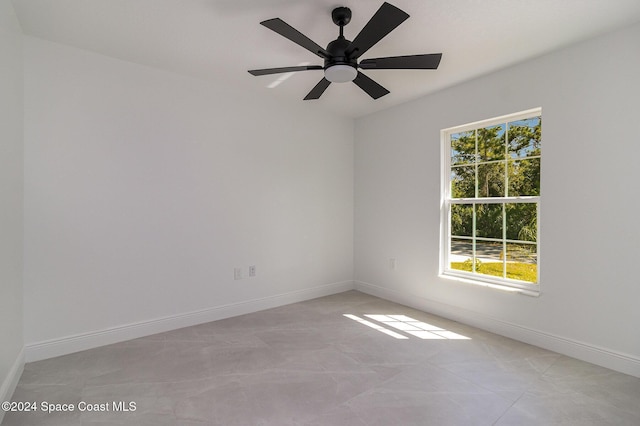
(442, 109, 541, 290)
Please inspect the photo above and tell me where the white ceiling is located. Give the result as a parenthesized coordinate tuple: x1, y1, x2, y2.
(11, 0, 640, 118)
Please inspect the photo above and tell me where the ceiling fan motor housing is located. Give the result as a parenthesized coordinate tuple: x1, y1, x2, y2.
(325, 7, 357, 82)
(324, 37, 357, 82)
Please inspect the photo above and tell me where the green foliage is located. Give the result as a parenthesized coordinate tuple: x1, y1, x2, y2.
(451, 204, 472, 236)
(451, 261, 537, 283)
(463, 257, 482, 271)
(504, 262, 537, 282)
(450, 117, 541, 243)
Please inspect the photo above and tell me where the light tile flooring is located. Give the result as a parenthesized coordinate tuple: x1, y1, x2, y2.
(4, 291, 640, 425)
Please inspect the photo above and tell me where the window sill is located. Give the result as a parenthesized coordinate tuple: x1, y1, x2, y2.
(439, 272, 540, 297)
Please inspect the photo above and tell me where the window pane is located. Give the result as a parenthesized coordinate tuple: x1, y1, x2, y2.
(444, 109, 541, 290)
(508, 117, 541, 159)
(477, 162, 505, 197)
(451, 204, 473, 237)
(506, 242, 537, 283)
(508, 158, 540, 196)
(478, 124, 505, 162)
(505, 203, 537, 242)
(476, 204, 502, 239)
(450, 237, 474, 272)
(451, 165, 475, 198)
(475, 240, 504, 279)
(451, 131, 476, 165)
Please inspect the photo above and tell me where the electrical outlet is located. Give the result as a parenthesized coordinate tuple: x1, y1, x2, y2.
(248, 265, 256, 277)
(234, 268, 242, 280)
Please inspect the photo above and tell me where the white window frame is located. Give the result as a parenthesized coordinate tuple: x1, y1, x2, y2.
(439, 108, 541, 296)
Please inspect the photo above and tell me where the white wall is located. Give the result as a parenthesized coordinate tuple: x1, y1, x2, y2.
(354, 23, 640, 376)
(15, 9, 640, 379)
(23, 37, 354, 358)
(0, 0, 24, 413)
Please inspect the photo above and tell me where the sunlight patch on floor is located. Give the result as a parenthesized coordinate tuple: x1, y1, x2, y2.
(343, 314, 409, 339)
(344, 314, 470, 340)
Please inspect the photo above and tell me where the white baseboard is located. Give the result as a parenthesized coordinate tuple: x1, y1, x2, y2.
(0, 348, 25, 424)
(355, 280, 640, 378)
(25, 280, 355, 362)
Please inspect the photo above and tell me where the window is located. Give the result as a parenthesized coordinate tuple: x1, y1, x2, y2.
(440, 108, 541, 294)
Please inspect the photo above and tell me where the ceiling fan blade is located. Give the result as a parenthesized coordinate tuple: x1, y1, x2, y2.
(304, 78, 331, 100)
(359, 53, 442, 70)
(353, 72, 390, 99)
(248, 65, 323, 76)
(345, 2, 409, 60)
(261, 18, 330, 59)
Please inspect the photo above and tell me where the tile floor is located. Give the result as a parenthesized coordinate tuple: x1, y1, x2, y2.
(3, 291, 640, 425)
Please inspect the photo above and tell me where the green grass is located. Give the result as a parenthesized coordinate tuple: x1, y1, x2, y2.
(451, 261, 537, 283)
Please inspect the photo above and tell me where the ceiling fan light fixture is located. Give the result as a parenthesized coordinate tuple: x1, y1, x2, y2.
(324, 64, 357, 83)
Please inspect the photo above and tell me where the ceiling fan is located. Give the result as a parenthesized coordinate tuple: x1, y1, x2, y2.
(248, 2, 442, 100)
